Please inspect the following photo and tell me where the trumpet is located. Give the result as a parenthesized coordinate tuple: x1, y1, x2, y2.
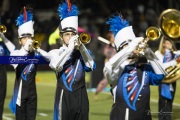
(136, 26, 160, 55)
(0, 25, 7, 33)
(74, 32, 91, 48)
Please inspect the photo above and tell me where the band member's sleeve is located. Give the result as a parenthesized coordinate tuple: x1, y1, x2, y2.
(10, 47, 29, 69)
(103, 43, 137, 86)
(79, 43, 96, 71)
(145, 48, 167, 75)
(0, 33, 15, 52)
(36, 48, 50, 62)
(48, 47, 73, 72)
(148, 65, 165, 85)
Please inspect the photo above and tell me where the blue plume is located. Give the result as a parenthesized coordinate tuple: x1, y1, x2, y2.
(57, 2, 79, 20)
(16, 11, 33, 27)
(106, 15, 129, 36)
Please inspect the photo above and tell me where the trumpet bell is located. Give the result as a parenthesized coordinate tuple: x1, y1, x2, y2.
(31, 40, 41, 49)
(159, 9, 180, 40)
(79, 32, 91, 44)
(146, 26, 161, 41)
(0, 25, 7, 33)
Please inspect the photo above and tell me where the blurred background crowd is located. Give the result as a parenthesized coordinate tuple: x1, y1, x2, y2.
(0, 0, 180, 87)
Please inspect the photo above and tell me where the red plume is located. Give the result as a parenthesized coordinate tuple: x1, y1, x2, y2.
(23, 6, 27, 22)
(66, 0, 72, 12)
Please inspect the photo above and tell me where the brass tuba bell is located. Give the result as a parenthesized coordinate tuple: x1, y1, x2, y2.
(158, 9, 180, 41)
(0, 25, 7, 33)
(79, 32, 91, 44)
(158, 9, 180, 83)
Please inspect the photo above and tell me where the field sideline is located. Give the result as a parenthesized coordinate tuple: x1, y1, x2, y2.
(3, 71, 180, 120)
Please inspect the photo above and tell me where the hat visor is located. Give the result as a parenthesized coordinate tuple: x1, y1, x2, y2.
(60, 27, 77, 33)
(19, 33, 33, 39)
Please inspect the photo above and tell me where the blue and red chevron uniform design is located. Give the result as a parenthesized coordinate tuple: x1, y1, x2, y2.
(111, 64, 164, 120)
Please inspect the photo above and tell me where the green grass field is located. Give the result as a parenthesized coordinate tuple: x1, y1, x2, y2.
(3, 71, 180, 120)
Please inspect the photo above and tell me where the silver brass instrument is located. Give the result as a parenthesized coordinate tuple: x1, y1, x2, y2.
(158, 9, 180, 83)
(79, 32, 91, 44)
(0, 25, 7, 33)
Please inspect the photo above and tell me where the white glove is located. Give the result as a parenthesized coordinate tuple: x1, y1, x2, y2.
(23, 39, 33, 51)
(126, 37, 144, 53)
(75, 37, 82, 49)
(0, 32, 6, 41)
(68, 35, 79, 49)
(138, 42, 146, 49)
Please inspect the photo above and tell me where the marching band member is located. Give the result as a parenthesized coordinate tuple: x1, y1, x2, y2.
(155, 36, 180, 120)
(0, 30, 15, 120)
(8, 7, 38, 120)
(37, 1, 96, 120)
(104, 14, 166, 120)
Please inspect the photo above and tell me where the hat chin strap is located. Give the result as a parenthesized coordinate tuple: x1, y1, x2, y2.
(63, 41, 68, 47)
